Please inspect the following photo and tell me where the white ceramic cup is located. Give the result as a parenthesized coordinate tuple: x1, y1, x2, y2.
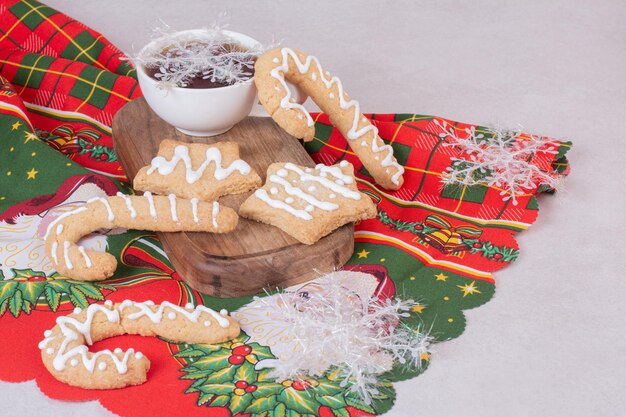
(136, 30, 306, 137)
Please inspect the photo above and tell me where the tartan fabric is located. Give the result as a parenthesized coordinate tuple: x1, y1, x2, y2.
(0, 0, 140, 178)
(0, 1, 571, 417)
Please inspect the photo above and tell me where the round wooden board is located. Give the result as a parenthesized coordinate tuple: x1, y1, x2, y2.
(112, 97, 353, 297)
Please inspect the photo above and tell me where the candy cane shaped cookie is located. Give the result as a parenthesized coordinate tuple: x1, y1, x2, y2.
(39, 300, 240, 389)
(255, 47, 405, 190)
(44, 193, 238, 281)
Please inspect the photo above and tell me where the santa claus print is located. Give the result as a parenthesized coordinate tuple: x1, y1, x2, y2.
(0, 174, 122, 278)
(232, 264, 397, 372)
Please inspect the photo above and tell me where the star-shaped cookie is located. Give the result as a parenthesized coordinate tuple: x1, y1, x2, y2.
(134, 140, 262, 201)
(239, 161, 376, 244)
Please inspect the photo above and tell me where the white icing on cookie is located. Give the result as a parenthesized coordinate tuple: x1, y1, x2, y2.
(119, 300, 230, 328)
(254, 163, 366, 221)
(285, 163, 361, 200)
(144, 192, 157, 221)
(56, 224, 63, 235)
(43, 206, 88, 240)
(168, 194, 178, 222)
(146, 145, 251, 184)
(45, 303, 137, 374)
(78, 246, 92, 268)
(63, 241, 73, 270)
(268, 175, 339, 211)
(39, 333, 55, 349)
(191, 198, 199, 223)
(117, 193, 137, 219)
(315, 164, 353, 184)
(211, 202, 219, 229)
(98, 198, 115, 222)
(254, 189, 312, 220)
(51, 241, 58, 265)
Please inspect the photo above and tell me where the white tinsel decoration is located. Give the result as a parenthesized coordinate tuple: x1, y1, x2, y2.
(436, 119, 562, 205)
(132, 17, 266, 89)
(248, 278, 432, 405)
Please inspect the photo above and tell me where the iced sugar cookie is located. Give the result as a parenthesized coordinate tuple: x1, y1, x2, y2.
(239, 161, 376, 244)
(255, 47, 404, 190)
(44, 193, 238, 281)
(134, 140, 262, 201)
(39, 300, 240, 389)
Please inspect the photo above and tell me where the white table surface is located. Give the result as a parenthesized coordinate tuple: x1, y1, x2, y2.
(3, 1, 625, 416)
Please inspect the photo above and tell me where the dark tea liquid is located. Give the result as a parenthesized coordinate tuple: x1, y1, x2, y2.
(146, 42, 256, 89)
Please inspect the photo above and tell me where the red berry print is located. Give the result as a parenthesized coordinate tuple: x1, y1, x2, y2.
(235, 380, 248, 389)
(29, 276, 46, 281)
(232, 345, 252, 356)
(228, 354, 245, 365)
(244, 385, 257, 393)
(291, 380, 310, 391)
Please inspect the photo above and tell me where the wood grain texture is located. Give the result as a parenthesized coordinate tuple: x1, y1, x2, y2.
(112, 97, 353, 297)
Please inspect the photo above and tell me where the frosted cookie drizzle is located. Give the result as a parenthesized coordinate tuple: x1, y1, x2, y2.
(147, 144, 251, 184)
(254, 161, 361, 221)
(44, 194, 235, 281)
(270, 48, 404, 186)
(38, 302, 136, 374)
(119, 300, 231, 328)
(39, 300, 234, 376)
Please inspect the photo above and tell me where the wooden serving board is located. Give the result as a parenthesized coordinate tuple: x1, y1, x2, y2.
(112, 97, 353, 297)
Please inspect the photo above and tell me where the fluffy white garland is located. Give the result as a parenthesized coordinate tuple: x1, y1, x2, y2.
(256, 280, 432, 404)
(436, 119, 562, 205)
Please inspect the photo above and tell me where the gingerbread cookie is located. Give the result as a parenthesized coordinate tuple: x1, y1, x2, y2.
(44, 192, 238, 281)
(254, 47, 405, 190)
(39, 300, 240, 389)
(239, 161, 376, 244)
(133, 140, 262, 201)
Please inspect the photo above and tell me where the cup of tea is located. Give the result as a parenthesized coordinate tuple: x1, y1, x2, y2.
(136, 29, 306, 137)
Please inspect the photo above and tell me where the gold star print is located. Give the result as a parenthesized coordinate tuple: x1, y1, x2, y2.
(11, 121, 21, 130)
(419, 352, 430, 361)
(356, 249, 370, 259)
(24, 131, 38, 143)
(435, 272, 448, 281)
(26, 168, 38, 180)
(457, 280, 481, 297)
(411, 304, 426, 314)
